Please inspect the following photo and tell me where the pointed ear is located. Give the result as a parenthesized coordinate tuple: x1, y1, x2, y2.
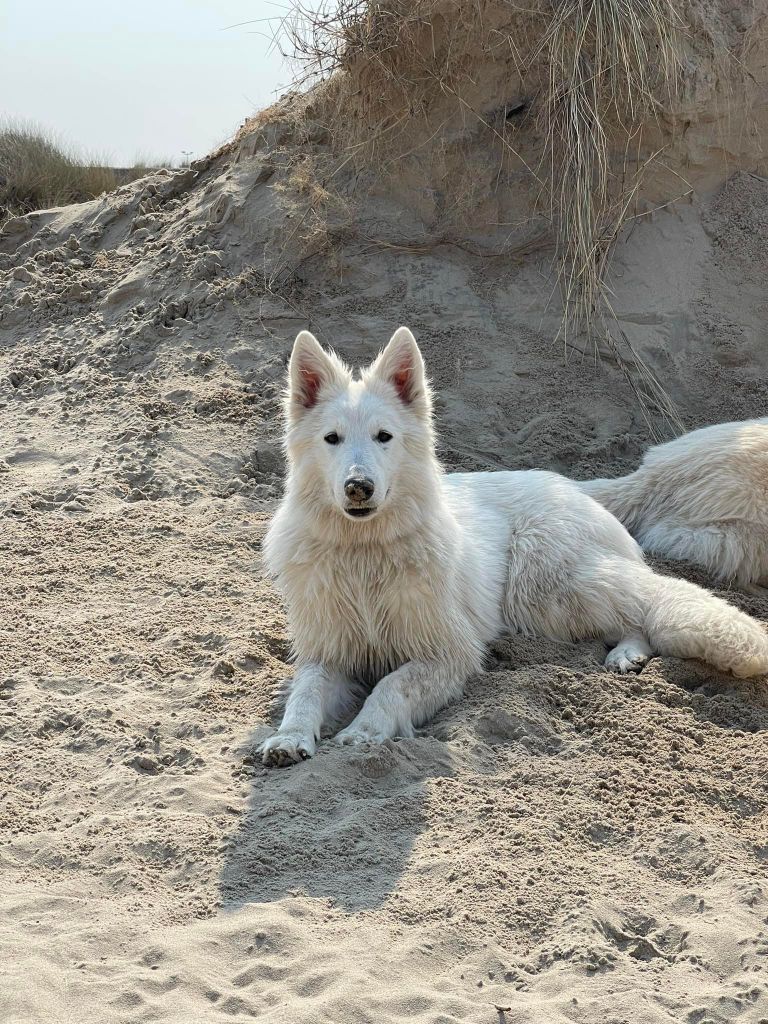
(369, 326, 427, 407)
(288, 331, 347, 413)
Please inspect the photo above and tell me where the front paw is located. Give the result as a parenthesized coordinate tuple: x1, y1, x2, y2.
(333, 722, 390, 746)
(259, 731, 316, 767)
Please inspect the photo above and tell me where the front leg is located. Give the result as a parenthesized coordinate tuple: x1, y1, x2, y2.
(334, 660, 467, 746)
(260, 663, 354, 767)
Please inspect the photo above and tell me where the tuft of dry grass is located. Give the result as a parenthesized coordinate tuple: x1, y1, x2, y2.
(530, 0, 685, 433)
(280, 0, 493, 152)
(280, 0, 371, 87)
(532, 0, 681, 338)
(0, 120, 171, 221)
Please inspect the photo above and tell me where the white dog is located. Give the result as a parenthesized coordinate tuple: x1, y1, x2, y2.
(578, 419, 768, 591)
(260, 328, 768, 766)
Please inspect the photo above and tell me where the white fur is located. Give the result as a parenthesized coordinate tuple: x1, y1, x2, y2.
(578, 419, 768, 590)
(260, 331, 768, 765)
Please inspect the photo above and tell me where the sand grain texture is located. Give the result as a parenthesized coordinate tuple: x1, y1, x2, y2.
(2, 6, 768, 1018)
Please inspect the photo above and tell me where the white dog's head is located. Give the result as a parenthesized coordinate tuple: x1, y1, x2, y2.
(283, 326, 437, 526)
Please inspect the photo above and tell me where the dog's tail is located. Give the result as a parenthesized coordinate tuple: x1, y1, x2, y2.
(577, 473, 644, 530)
(642, 573, 768, 678)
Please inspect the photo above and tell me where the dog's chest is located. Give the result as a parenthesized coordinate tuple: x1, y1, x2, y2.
(282, 541, 446, 670)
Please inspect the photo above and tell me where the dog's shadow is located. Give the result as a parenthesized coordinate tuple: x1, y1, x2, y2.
(218, 718, 457, 913)
(217, 634, 606, 914)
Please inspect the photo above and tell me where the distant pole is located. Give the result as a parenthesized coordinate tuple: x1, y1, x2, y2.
(181, 150, 192, 167)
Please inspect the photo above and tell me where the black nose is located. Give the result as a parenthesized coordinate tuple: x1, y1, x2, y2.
(344, 476, 375, 501)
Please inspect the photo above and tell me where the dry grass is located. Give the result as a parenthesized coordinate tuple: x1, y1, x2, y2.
(531, 0, 684, 433)
(280, 0, 501, 157)
(532, 0, 681, 335)
(0, 120, 171, 221)
(280, 0, 371, 87)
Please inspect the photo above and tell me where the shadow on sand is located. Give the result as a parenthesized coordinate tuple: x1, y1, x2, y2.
(218, 716, 457, 913)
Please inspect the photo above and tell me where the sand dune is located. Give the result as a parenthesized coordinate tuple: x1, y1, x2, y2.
(2, 2, 768, 1019)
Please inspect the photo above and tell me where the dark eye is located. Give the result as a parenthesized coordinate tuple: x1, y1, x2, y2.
(376, 430, 393, 443)
(324, 431, 340, 445)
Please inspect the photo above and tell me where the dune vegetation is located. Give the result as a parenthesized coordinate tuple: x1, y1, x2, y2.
(0, 119, 170, 222)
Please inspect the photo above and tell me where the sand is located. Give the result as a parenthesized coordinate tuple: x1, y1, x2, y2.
(2, 5, 768, 1019)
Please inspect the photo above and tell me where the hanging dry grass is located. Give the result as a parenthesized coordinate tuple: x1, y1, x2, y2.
(530, 0, 684, 432)
(532, 0, 681, 333)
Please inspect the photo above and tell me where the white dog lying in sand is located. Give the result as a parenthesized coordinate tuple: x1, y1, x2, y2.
(260, 328, 768, 766)
(579, 419, 768, 592)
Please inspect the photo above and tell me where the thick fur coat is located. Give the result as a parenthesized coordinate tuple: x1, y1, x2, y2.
(578, 419, 768, 590)
(260, 329, 768, 766)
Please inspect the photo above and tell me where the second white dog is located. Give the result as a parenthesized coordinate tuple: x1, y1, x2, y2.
(579, 419, 768, 591)
(260, 328, 768, 765)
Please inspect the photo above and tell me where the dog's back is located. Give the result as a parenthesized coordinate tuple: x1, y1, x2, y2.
(579, 418, 768, 586)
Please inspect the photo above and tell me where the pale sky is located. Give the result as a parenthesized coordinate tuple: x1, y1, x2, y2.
(0, 1, 296, 166)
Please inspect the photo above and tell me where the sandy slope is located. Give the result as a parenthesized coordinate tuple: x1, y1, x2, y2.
(2, 66, 768, 1023)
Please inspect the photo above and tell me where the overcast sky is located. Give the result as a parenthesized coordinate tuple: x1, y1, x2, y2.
(0, 1, 296, 166)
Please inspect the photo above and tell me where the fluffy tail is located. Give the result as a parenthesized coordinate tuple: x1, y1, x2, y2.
(577, 473, 644, 530)
(643, 574, 768, 678)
